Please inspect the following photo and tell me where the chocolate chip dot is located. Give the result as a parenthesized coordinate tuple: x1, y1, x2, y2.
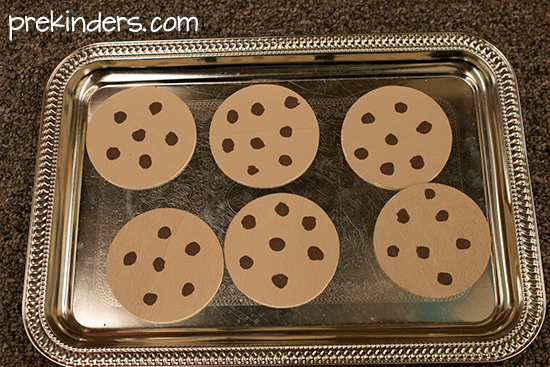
(436, 210, 449, 222)
(380, 162, 394, 175)
(123, 251, 137, 266)
(149, 102, 162, 115)
(139, 154, 152, 169)
(250, 137, 265, 149)
(227, 110, 239, 124)
(227, 110, 239, 123)
(456, 238, 471, 250)
(410, 155, 425, 170)
(272, 274, 288, 289)
(114, 111, 126, 124)
(158, 226, 171, 239)
(106, 147, 120, 160)
(222, 138, 234, 153)
(308, 246, 324, 261)
(416, 246, 430, 259)
(397, 208, 410, 224)
(302, 216, 316, 231)
(143, 293, 157, 306)
(185, 242, 201, 256)
(182, 283, 195, 297)
(354, 148, 368, 160)
(284, 96, 300, 109)
(395, 102, 408, 113)
(280, 126, 292, 137)
(269, 237, 286, 251)
(417, 121, 433, 134)
(385, 133, 398, 146)
(132, 129, 146, 142)
(239, 256, 254, 269)
(425, 189, 436, 199)
(361, 112, 375, 124)
(275, 202, 289, 216)
(279, 155, 292, 166)
(437, 272, 453, 286)
(251, 102, 265, 116)
(165, 132, 178, 146)
(247, 165, 259, 175)
(241, 215, 256, 229)
(387, 245, 399, 257)
(153, 257, 165, 272)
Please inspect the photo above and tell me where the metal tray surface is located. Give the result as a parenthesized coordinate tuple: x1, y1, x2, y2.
(23, 34, 545, 366)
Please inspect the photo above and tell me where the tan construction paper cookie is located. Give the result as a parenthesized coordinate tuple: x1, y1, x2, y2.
(209, 84, 319, 188)
(86, 86, 196, 189)
(341, 85, 452, 190)
(374, 183, 491, 299)
(224, 193, 339, 308)
(106, 208, 224, 323)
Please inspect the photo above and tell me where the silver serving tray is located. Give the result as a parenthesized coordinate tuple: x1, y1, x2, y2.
(23, 34, 545, 366)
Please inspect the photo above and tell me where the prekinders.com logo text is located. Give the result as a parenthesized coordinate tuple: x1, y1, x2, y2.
(9, 11, 198, 41)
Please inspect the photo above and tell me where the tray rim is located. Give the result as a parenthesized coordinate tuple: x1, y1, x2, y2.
(23, 33, 545, 366)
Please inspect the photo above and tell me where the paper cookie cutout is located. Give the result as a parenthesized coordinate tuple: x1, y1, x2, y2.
(224, 193, 339, 308)
(106, 208, 224, 323)
(86, 86, 196, 189)
(209, 84, 319, 188)
(374, 183, 491, 299)
(341, 86, 452, 190)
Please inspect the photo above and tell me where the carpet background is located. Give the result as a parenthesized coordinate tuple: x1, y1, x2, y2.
(1, 1, 549, 366)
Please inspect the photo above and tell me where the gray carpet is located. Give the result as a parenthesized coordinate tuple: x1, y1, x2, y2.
(1, 1, 548, 366)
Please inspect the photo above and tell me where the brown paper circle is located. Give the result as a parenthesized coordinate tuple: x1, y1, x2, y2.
(210, 84, 319, 188)
(341, 86, 452, 190)
(106, 208, 224, 323)
(224, 193, 339, 308)
(86, 86, 196, 190)
(374, 183, 491, 299)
